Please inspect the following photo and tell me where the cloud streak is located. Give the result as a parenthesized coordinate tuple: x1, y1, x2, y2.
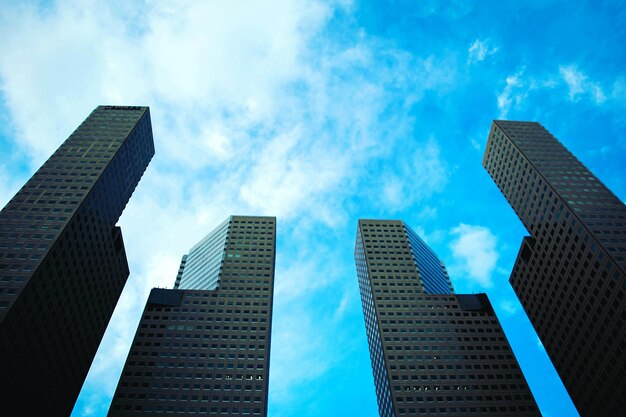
(448, 223, 500, 288)
(559, 65, 606, 104)
(468, 38, 498, 64)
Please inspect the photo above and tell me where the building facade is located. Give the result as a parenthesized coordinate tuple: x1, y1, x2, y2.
(482, 120, 626, 415)
(0, 105, 154, 414)
(107, 215, 276, 416)
(355, 219, 540, 417)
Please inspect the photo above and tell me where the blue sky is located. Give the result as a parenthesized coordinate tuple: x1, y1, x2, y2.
(1, 1, 625, 416)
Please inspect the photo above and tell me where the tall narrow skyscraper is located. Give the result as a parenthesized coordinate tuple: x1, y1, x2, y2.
(355, 219, 540, 417)
(482, 120, 626, 415)
(0, 105, 154, 415)
(107, 215, 276, 416)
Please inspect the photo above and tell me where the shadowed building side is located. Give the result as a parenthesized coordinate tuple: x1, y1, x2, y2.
(355, 219, 540, 417)
(0, 105, 154, 416)
(482, 120, 626, 415)
(107, 215, 276, 417)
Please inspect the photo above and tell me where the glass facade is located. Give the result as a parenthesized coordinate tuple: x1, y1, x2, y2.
(404, 224, 452, 294)
(176, 216, 230, 290)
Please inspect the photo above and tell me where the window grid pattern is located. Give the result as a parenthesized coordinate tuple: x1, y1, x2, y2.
(355, 219, 539, 416)
(482, 120, 626, 415)
(356, 226, 396, 417)
(108, 216, 276, 417)
(0, 105, 154, 415)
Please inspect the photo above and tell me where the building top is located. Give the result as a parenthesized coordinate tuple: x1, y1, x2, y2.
(175, 215, 276, 290)
(357, 219, 453, 294)
(484, 119, 626, 273)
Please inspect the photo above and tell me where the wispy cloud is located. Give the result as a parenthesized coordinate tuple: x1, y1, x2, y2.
(611, 77, 626, 105)
(410, 0, 474, 19)
(499, 299, 519, 316)
(496, 68, 527, 118)
(0, 0, 331, 164)
(0, 2, 468, 414)
(448, 223, 499, 288)
(333, 290, 352, 321)
(3, 1, 615, 416)
(267, 308, 333, 403)
(559, 65, 606, 104)
(416, 205, 438, 220)
(496, 64, 616, 119)
(274, 245, 339, 302)
(0, 164, 25, 209)
(379, 137, 449, 211)
(239, 126, 350, 221)
(467, 38, 498, 64)
(470, 138, 482, 151)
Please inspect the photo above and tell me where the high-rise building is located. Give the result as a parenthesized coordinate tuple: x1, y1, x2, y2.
(482, 120, 626, 415)
(0, 105, 154, 415)
(107, 215, 276, 417)
(355, 219, 540, 417)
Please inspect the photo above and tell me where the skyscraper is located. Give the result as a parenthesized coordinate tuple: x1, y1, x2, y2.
(355, 219, 540, 417)
(107, 215, 276, 416)
(482, 120, 626, 415)
(0, 105, 154, 415)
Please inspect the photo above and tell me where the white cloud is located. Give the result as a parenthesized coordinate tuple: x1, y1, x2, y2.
(238, 126, 350, 221)
(559, 65, 606, 104)
(496, 68, 527, 118)
(379, 137, 449, 211)
(0, 164, 26, 209)
(411, 224, 445, 246)
(495, 64, 617, 118)
(416, 205, 438, 220)
(268, 308, 333, 403)
(0, 0, 331, 166)
(467, 38, 498, 64)
(499, 299, 519, 316)
(333, 290, 352, 321)
(448, 223, 499, 287)
(611, 77, 626, 104)
(274, 248, 337, 301)
(560, 66, 586, 99)
(0, 1, 466, 415)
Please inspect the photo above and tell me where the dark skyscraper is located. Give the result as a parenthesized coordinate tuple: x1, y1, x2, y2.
(0, 105, 154, 415)
(482, 120, 626, 415)
(355, 219, 540, 417)
(107, 215, 276, 417)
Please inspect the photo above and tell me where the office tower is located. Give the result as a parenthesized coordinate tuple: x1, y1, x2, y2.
(108, 215, 276, 417)
(482, 120, 626, 415)
(355, 219, 539, 417)
(0, 106, 154, 415)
